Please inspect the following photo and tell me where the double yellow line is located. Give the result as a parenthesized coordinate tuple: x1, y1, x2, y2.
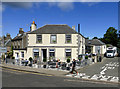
(0, 66, 53, 77)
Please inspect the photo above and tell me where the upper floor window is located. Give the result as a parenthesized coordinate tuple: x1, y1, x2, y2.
(36, 35, 42, 43)
(51, 35, 57, 44)
(66, 35, 71, 43)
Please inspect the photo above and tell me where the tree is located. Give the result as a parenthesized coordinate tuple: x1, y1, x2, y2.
(117, 30, 120, 49)
(11, 45, 13, 56)
(93, 37, 98, 39)
(102, 27, 118, 47)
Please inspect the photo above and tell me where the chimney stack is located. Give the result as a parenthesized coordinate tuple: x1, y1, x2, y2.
(78, 24, 80, 33)
(30, 21, 37, 31)
(72, 26, 75, 30)
(6, 33, 11, 40)
(19, 28, 24, 34)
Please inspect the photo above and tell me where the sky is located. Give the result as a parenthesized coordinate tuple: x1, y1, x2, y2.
(1, 2, 119, 39)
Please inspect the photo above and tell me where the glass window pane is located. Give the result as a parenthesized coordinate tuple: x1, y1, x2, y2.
(51, 35, 56, 43)
(66, 35, 71, 43)
(37, 35, 42, 43)
(66, 49, 71, 58)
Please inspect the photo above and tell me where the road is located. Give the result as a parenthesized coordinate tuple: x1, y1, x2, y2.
(1, 67, 119, 87)
(66, 57, 119, 83)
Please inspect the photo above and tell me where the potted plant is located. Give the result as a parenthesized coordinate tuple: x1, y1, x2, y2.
(29, 57, 33, 67)
(43, 58, 47, 68)
(67, 40, 71, 43)
(66, 58, 71, 70)
(67, 58, 70, 63)
(38, 40, 42, 43)
(53, 40, 56, 43)
(85, 56, 88, 59)
(12, 56, 15, 59)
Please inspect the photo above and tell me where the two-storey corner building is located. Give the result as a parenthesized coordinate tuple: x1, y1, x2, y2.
(12, 21, 85, 62)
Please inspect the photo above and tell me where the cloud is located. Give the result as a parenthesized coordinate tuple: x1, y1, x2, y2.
(3, 2, 33, 9)
(57, 2, 74, 11)
(48, 2, 74, 11)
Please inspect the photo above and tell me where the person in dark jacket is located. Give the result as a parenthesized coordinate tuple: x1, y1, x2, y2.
(70, 59, 78, 74)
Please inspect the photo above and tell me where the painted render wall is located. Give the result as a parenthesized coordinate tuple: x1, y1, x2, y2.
(13, 33, 85, 62)
(92, 45, 106, 55)
(27, 34, 78, 47)
(13, 50, 27, 60)
(26, 47, 78, 62)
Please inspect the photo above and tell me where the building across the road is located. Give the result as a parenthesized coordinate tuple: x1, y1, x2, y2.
(85, 39, 106, 55)
(12, 21, 85, 62)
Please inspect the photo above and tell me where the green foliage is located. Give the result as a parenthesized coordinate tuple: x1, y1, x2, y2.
(101, 27, 118, 47)
(11, 45, 13, 56)
(2, 54, 5, 59)
(67, 58, 70, 63)
(29, 57, 33, 62)
(67, 40, 71, 43)
(93, 37, 98, 39)
(43, 58, 47, 62)
(12, 56, 15, 59)
(117, 40, 120, 48)
(85, 56, 88, 59)
(53, 40, 56, 43)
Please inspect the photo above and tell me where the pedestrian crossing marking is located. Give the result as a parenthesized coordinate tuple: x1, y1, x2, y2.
(66, 62, 119, 83)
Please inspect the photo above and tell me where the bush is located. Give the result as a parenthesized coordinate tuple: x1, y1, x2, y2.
(12, 56, 15, 59)
(67, 58, 70, 63)
(43, 58, 47, 62)
(2, 55, 5, 59)
(29, 57, 33, 62)
(85, 56, 88, 59)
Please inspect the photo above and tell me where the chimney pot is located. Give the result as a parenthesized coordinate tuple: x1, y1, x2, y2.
(72, 26, 75, 30)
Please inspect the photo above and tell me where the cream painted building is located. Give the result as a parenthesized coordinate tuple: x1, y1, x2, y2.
(12, 21, 85, 62)
(85, 39, 106, 55)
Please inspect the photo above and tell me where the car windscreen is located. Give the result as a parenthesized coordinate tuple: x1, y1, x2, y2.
(107, 50, 113, 53)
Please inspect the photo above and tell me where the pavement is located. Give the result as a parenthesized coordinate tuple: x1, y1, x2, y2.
(0, 63, 67, 77)
(0, 57, 120, 84)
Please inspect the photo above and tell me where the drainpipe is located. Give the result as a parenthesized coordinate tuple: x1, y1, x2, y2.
(78, 24, 81, 58)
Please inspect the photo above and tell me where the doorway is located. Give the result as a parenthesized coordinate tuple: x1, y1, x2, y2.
(41, 49, 47, 62)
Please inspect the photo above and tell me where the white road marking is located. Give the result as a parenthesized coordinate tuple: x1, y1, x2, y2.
(90, 74, 101, 80)
(66, 62, 119, 83)
(100, 76, 112, 81)
(110, 77, 119, 82)
(82, 75, 90, 79)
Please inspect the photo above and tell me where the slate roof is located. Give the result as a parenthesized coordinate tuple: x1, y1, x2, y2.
(86, 39, 105, 46)
(12, 24, 85, 41)
(5, 39, 11, 47)
(28, 24, 78, 34)
(12, 34, 23, 41)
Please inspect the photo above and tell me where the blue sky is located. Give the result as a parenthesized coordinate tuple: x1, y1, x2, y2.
(2, 2, 118, 39)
